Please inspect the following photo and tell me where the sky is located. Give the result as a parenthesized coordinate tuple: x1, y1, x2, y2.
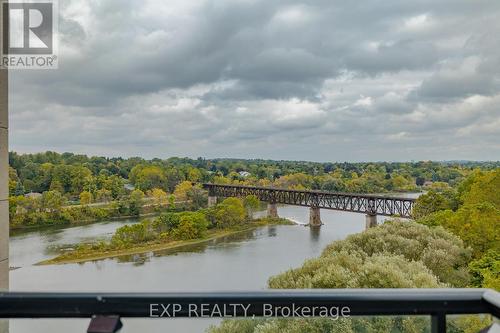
(9, 0, 500, 162)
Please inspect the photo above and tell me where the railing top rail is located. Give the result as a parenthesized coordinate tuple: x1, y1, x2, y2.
(201, 183, 417, 202)
(1, 289, 498, 318)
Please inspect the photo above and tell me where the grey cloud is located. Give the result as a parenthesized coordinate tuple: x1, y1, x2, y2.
(9, 0, 500, 161)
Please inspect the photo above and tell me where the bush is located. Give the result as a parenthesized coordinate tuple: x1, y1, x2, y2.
(321, 220, 471, 286)
(171, 212, 209, 240)
(212, 197, 247, 227)
(469, 249, 500, 290)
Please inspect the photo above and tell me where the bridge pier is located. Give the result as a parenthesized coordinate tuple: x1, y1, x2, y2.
(267, 203, 278, 218)
(309, 207, 322, 227)
(208, 196, 217, 207)
(365, 214, 377, 229)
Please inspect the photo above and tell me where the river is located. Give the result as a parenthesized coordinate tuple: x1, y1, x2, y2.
(8, 195, 419, 332)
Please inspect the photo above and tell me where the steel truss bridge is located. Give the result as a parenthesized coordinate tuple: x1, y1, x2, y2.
(202, 183, 415, 218)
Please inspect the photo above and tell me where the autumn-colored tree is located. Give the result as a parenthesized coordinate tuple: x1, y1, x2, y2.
(173, 181, 193, 201)
(149, 188, 168, 207)
(79, 191, 93, 205)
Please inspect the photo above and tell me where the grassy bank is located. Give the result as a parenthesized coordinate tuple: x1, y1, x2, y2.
(37, 217, 294, 265)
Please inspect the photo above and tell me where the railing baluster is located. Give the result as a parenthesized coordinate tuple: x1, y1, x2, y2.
(431, 313, 446, 333)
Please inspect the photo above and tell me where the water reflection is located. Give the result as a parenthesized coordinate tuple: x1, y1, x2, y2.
(309, 226, 321, 242)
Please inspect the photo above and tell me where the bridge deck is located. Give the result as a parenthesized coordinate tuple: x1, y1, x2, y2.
(202, 183, 416, 218)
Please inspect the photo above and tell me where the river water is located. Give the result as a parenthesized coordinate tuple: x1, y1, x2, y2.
(8, 196, 419, 332)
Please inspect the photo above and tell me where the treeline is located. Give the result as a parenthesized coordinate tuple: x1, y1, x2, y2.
(9, 151, 498, 198)
(413, 168, 500, 289)
(209, 221, 490, 333)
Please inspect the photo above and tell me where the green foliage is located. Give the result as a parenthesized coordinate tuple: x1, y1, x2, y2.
(111, 220, 156, 247)
(412, 190, 457, 219)
(128, 189, 145, 215)
(419, 203, 499, 258)
(171, 212, 209, 240)
(213, 197, 247, 227)
(129, 165, 167, 191)
(243, 195, 260, 218)
(12, 151, 495, 201)
(41, 190, 66, 212)
(79, 191, 93, 205)
(469, 249, 500, 290)
(461, 168, 500, 209)
(210, 222, 487, 333)
(270, 221, 470, 288)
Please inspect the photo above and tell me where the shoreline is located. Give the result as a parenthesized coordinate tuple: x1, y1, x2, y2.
(9, 212, 161, 235)
(36, 219, 295, 266)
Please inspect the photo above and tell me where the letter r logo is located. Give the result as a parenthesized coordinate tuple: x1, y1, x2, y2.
(2, 2, 53, 54)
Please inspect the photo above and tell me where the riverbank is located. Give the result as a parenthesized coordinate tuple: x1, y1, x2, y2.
(37, 217, 295, 265)
(10, 200, 191, 232)
(10, 211, 161, 236)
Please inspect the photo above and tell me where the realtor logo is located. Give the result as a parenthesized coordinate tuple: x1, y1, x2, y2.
(1, 0, 58, 69)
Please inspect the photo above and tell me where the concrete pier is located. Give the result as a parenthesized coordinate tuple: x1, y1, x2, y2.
(267, 203, 278, 218)
(309, 207, 322, 227)
(365, 214, 377, 229)
(208, 196, 217, 207)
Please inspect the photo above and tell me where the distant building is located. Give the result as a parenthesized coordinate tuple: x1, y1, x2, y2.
(24, 192, 42, 199)
(238, 171, 251, 178)
(124, 183, 135, 191)
(423, 181, 433, 187)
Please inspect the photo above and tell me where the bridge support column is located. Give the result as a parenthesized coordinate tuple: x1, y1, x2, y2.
(208, 196, 217, 207)
(309, 207, 322, 227)
(365, 214, 377, 229)
(267, 203, 278, 218)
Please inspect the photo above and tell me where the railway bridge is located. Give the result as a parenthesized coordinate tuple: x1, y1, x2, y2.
(202, 183, 416, 228)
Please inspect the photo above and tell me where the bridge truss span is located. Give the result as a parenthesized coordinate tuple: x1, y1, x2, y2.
(202, 183, 415, 218)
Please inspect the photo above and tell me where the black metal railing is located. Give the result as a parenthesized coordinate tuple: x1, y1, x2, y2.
(1, 289, 499, 333)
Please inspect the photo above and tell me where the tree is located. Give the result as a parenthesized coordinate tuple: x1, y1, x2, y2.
(128, 189, 145, 215)
(243, 195, 260, 218)
(186, 167, 202, 182)
(172, 212, 209, 240)
(462, 169, 500, 209)
(95, 189, 112, 203)
(412, 190, 453, 219)
(70, 166, 92, 194)
(79, 191, 93, 205)
(215, 197, 246, 227)
(168, 194, 176, 209)
(469, 249, 500, 290)
(41, 190, 66, 212)
(130, 165, 167, 191)
(419, 203, 500, 258)
(13, 181, 25, 196)
(49, 179, 64, 193)
(104, 175, 124, 199)
(173, 181, 193, 202)
(187, 185, 206, 209)
(150, 188, 168, 207)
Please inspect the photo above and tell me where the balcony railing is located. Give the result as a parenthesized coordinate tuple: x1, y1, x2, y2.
(1, 289, 499, 333)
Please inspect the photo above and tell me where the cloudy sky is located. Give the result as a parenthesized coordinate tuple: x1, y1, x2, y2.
(9, 0, 500, 161)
